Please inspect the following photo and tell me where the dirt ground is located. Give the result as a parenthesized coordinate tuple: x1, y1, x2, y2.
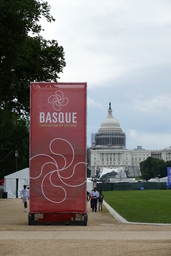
(0, 199, 171, 256)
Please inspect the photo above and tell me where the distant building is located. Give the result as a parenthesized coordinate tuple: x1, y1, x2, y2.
(92, 102, 126, 149)
(88, 102, 171, 178)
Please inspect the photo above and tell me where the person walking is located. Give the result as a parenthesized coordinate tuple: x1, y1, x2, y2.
(98, 190, 104, 211)
(90, 187, 99, 212)
(21, 185, 29, 212)
(89, 189, 93, 209)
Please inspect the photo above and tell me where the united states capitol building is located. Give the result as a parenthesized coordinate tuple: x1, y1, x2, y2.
(88, 102, 171, 179)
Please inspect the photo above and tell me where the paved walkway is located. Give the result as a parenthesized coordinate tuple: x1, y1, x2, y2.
(1, 199, 171, 255)
(1, 230, 171, 240)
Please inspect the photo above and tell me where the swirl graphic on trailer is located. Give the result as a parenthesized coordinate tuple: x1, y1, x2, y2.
(30, 138, 86, 204)
(48, 90, 69, 111)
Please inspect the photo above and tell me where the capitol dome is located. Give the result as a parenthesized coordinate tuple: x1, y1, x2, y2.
(98, 102, 122, 134)
(93, 102, 126, 149)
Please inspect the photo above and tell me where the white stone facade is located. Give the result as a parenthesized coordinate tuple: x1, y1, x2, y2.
(90, 146, 151, 176)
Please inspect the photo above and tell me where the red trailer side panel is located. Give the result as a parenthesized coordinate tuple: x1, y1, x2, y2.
(30, 83, 87, 214)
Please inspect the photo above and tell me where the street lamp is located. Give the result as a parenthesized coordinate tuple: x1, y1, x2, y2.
(15, 150, 18, 172)
(15, 150, 18, 198)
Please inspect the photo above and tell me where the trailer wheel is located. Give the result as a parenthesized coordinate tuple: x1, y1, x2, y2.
(84, 213, 88, 226)
(28, 214, 31, 225)
(28, 213, 34, 225)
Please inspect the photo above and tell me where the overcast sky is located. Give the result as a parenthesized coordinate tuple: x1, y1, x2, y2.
(41, 0, 171, 150)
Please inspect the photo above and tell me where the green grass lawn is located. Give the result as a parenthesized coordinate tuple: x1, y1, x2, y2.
(103, 190, 171, 223)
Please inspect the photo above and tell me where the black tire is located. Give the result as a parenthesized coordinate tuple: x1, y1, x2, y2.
(84, 213, 88, 226)
(28, 214, 31, 225)
(28, 213, 34, 225)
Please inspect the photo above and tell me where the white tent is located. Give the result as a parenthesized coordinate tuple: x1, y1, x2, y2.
(4, 168, 29, 198)
(99, 168, 116, 178)
(87, 178, 94, 192)
(148, 176, 167, 183)
(99, 167, 126, 179)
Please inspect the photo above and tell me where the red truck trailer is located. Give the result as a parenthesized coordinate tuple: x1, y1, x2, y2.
(29, 82, 87, 225)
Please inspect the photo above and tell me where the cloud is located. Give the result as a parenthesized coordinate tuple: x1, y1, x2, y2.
(87, 97, 102, 108)
(41, 0, 171, 88)
(40, 0, 171, 150)
(128, 129, 171, 150)
(133, 95, 171, 114)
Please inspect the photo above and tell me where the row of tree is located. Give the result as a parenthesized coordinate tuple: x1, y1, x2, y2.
(140, 157, 171, 181)
(0, 0, 66, 179)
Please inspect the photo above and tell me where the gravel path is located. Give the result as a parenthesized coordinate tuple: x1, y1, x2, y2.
(0, 199, 171, 256)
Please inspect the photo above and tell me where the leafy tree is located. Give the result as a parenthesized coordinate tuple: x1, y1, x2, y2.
(0, 109, 29, 178)
(86, 155, 91, 177)
(0, 0, 66, 178)
(140, 157, 167, 181)
(0, 0, 66, 115)
(87, 167, 91, 178)
(140, 157, 153, 180)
